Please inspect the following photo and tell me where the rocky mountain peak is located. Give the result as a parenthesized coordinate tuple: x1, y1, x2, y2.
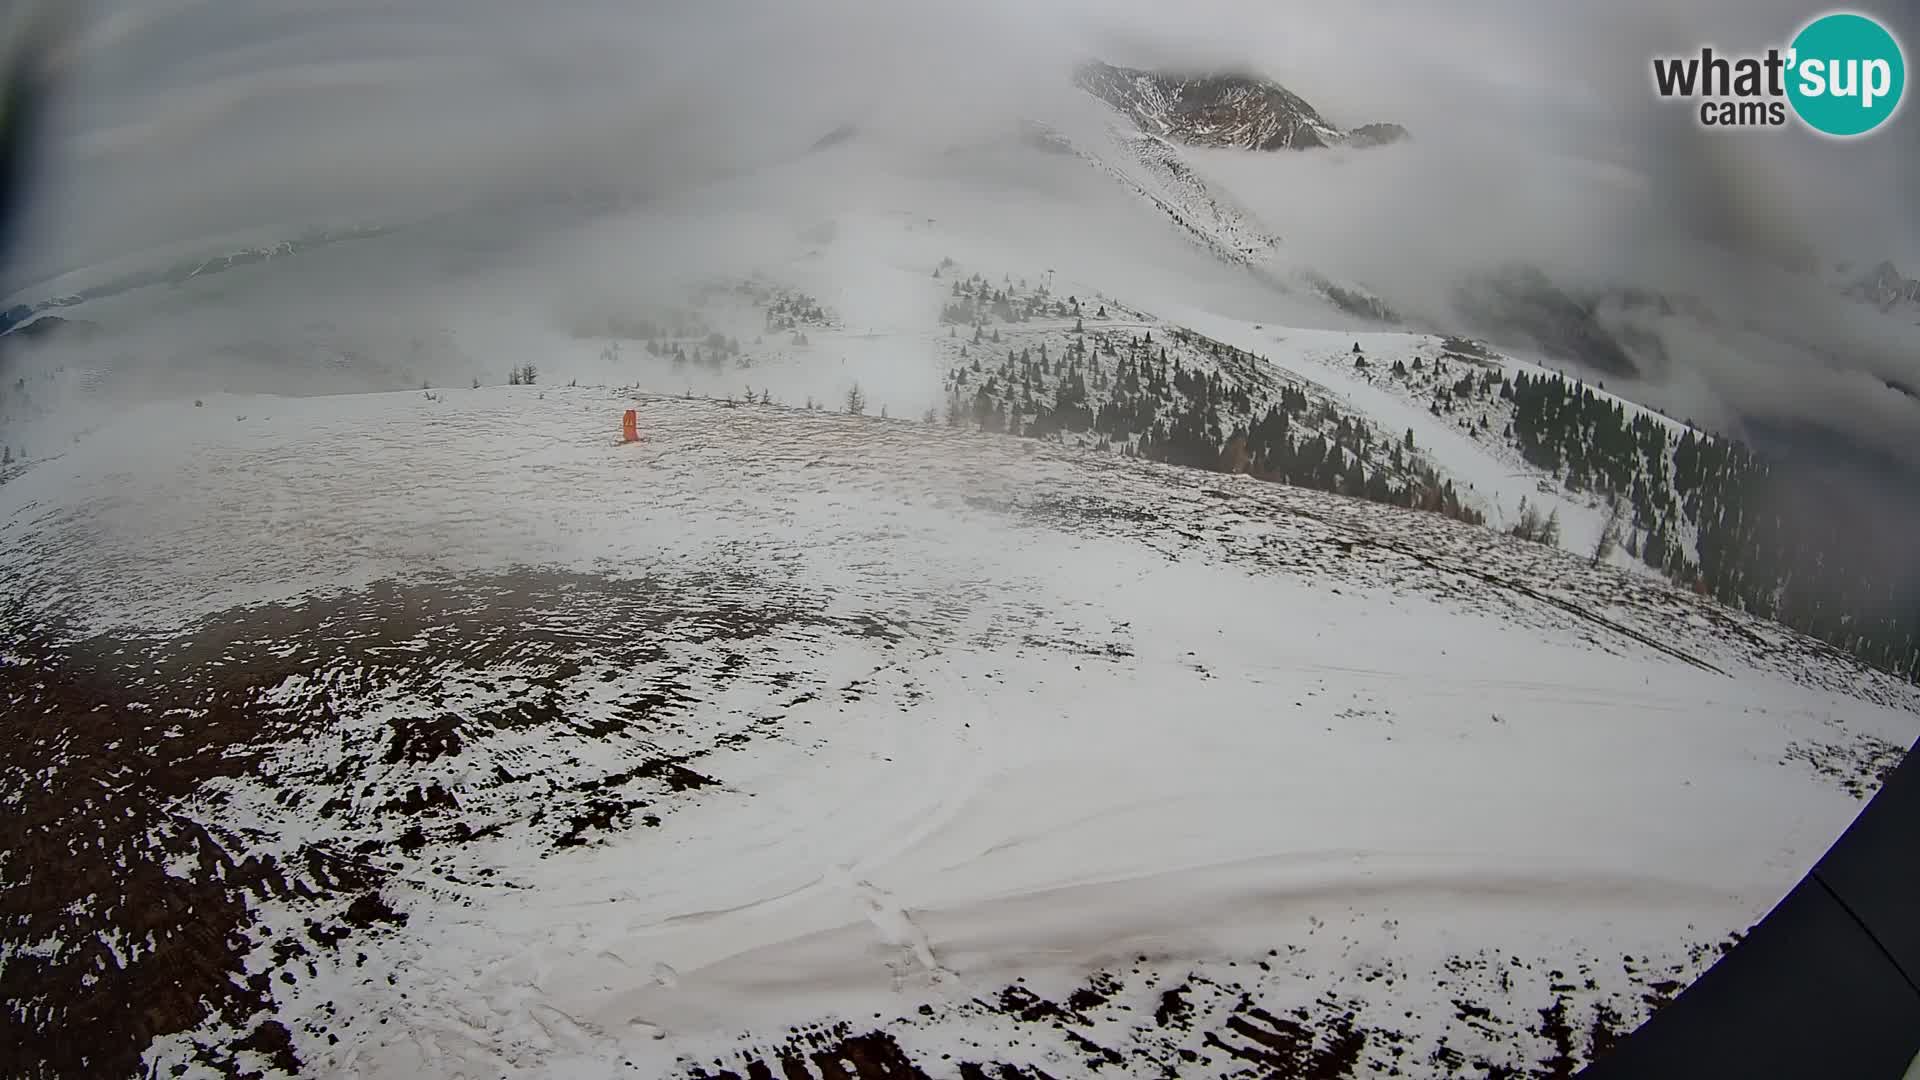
(1072, 60, 1407, 151)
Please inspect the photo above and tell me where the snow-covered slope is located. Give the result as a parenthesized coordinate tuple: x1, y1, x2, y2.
(0, 198, 1792, 588)
(1037, 59, 1404, 268)
(1026, 116, 1281, 266)
(3, 383, 1913, 1080)
(3, 83, 1916, 1078)
(1158, 309, 1703, 573)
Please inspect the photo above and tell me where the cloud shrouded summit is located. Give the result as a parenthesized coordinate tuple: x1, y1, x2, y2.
(10, 0, 1920, 477)
(24, 0, 1916, 271)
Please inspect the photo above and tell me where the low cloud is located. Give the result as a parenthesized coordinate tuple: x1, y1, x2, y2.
(7, 0, 1917, 473)
(26, 0, 1920, 270)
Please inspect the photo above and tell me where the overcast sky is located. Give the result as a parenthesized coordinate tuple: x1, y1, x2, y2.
(16, 0, 1916, 274)
(7, 0, 1917, 481)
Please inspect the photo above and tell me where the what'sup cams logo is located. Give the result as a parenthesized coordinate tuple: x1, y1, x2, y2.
(1652, 11, 1906, 136)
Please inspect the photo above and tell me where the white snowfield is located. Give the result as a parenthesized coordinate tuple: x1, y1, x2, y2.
(3, 385, 1913, 1079)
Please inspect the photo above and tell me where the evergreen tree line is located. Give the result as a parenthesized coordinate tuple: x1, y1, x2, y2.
(765, 294, 827, 332)
(940, 273, 1102, 328)
(943, 330, 1486, 529)
(1505, 370, 1919, 683)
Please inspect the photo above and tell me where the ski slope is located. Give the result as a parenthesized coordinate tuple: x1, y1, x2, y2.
(1162, 308, 1678, 572)
(3, 386, 1914, 1079)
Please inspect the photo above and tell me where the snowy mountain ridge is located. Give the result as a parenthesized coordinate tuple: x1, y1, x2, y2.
(1016, 118, 1281, 265)
(1072, 60, 1408, 152)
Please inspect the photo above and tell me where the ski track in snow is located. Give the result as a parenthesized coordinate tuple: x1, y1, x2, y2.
(2, 383, 1916, 1079)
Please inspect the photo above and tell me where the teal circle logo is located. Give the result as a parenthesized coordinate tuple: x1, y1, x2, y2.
(1787, 12, 1906, 136)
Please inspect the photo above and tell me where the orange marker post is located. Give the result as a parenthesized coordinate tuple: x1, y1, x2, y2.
(621, 409, 640, 443)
